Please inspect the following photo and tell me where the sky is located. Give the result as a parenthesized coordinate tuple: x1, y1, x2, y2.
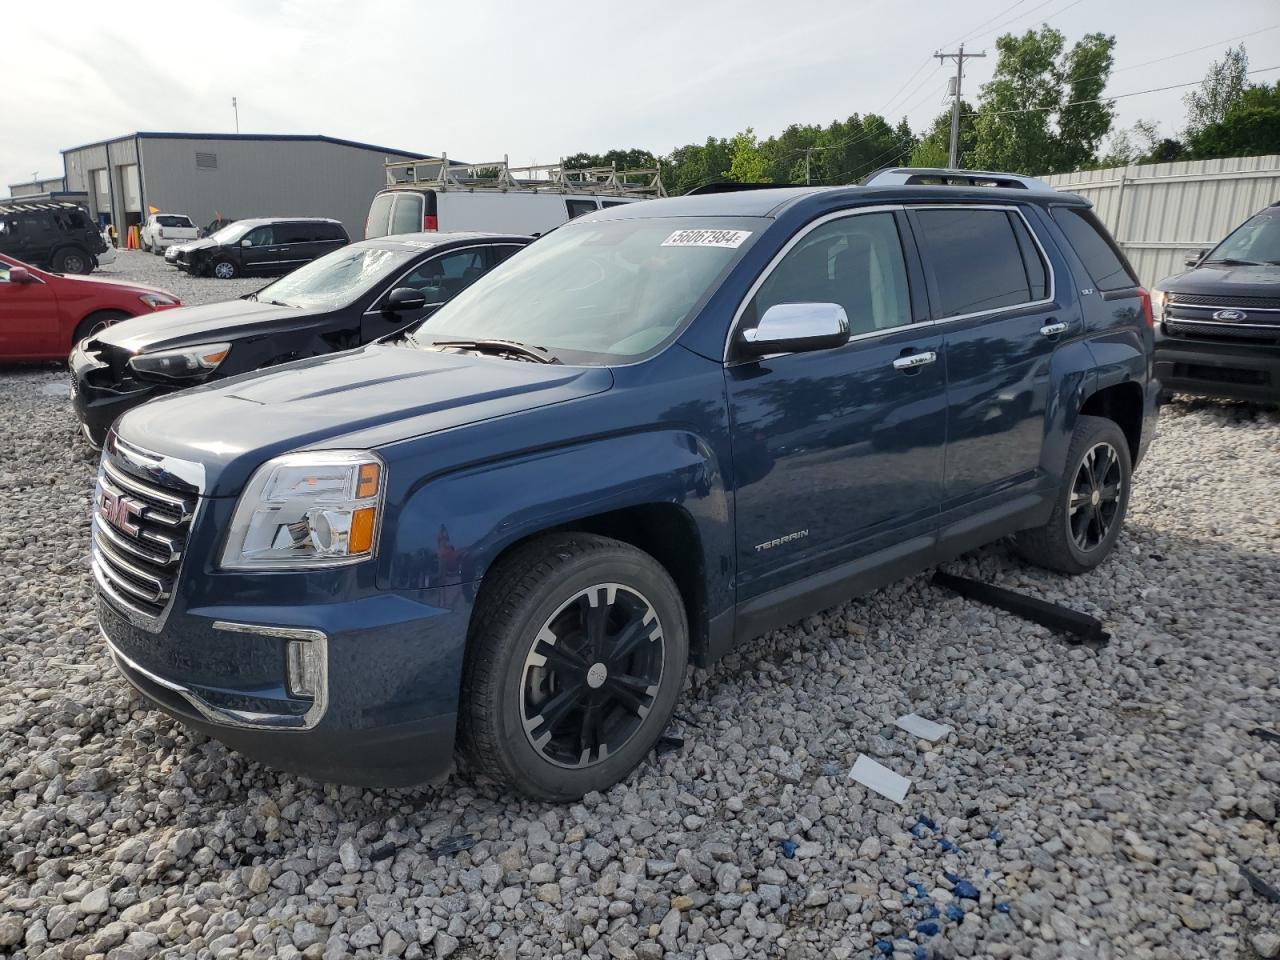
(5, 0, 1279, 189)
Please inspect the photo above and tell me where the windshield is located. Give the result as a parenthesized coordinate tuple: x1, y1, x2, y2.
(209, 222, 250, 244)
(1206, 210, 1280, 265)
(413, 216, 764, 363)
(254, 244, 418, 309)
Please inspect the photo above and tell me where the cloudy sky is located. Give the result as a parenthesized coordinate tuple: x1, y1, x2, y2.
(6, 0, 1279, 188)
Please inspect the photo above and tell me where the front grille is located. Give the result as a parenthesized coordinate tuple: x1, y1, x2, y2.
(1173, 363, 1270, 387)
(92, 449, 198, 622)
(1169, 293, 1280, 310)
(1165, 318, 1280, 343)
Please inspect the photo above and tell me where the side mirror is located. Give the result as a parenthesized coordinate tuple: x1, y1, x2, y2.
(1184, 249, 1207, 268)
(8, 266, 32, 283)
(241, 239, 253, 248)
(385, 287, 428, 312)
(739, 302, 850, 357)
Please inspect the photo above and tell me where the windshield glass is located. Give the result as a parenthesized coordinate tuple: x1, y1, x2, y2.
(210, 222, 250, 244)
(413, 216, 764, 363)
(255, 244, 418, 309)
(1207, 210, 1280, 264)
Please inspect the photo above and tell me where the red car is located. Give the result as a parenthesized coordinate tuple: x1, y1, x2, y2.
(0, 253, 181, 361)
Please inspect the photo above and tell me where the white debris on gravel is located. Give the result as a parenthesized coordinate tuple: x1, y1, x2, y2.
(0, 250, 1278, 958)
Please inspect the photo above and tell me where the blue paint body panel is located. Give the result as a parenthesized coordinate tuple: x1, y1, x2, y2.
(101, 184, 1157, 786)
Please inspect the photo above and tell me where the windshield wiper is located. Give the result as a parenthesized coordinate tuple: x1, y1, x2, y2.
(1203, 257, 1262, 266)
(427, 338, 559, 364)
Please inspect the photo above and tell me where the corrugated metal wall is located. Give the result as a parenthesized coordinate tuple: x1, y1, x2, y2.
(1044, 155, 1280, 288)
(138, 138, 422, 238)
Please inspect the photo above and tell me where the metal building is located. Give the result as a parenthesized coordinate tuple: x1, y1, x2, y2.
(1044, 154, 1280, 288)
(58, 132, 444, 239)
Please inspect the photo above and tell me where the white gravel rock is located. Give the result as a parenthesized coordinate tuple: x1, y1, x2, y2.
(1, 252, 1279, 958)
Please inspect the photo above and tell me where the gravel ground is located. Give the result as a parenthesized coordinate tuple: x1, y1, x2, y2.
(94, 248, 263, 303)
(1, 251, 1278, 959)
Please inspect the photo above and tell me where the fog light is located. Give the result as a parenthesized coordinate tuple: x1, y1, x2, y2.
(286, 640, 320, 700)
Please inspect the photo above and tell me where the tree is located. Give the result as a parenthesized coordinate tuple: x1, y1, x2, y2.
(971, 27, 1116, 175)
(1187, 81, 1280, 159)
(1094, 118, 1159, 167)
(728, 128, 770, 183)
(562, 148, 659, 171)
(1183, 46, 1249, 137)
(910, 103, 975, 167)
(663, 137, 734, 195)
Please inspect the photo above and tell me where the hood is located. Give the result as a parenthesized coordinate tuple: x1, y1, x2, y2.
(54, 272, 172, 298)
(1158, 262, 1280, 298)
(96, 299, 310, 353)
(115, 344, 614, 496)
(180, 238, 219, 254)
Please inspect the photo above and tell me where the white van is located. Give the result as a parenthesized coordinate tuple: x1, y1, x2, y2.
(365, 156, 665, 239)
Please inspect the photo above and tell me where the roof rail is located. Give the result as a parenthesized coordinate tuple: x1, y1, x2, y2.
(384, 154, 666, 198)
(862, 167, 1054, 191)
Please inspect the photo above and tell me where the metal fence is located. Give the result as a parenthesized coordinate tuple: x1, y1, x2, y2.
(1043, 154, 1280, 288)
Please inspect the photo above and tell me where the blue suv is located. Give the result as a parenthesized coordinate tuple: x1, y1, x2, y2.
(92, 179, 1159, 800)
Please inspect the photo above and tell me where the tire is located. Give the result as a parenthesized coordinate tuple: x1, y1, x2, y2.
(1014, 414, 1132, 574)
(52, 247, 91, 275)
(460, 533, 689, 801)
(73, 310, 129, 346)
(212, 259, 238, 279)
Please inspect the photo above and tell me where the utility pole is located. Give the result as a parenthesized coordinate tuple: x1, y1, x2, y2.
(805, 147, 812, 185)
(934, 44, 985, 168)
(232, 96, 239, 134)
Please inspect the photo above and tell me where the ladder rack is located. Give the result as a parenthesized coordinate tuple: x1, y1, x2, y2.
(385, 154, 666, 198)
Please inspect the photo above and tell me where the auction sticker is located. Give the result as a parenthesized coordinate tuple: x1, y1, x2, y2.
(662, 228, 752, 249)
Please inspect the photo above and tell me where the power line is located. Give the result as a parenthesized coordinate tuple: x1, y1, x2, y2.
(940, 0, 1027, 50)
(965, 63, 1280, 117)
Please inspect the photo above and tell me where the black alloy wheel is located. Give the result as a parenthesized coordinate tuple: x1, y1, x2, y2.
(519, 582, 665, 769)
(1068, 441, 1123, 553)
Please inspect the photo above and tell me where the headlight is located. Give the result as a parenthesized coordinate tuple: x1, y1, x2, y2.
(128, 342, 230, 380)
(220, 451, 385, 569)
(1150, 289, 1167, 322)
(139, 293, 180, 309)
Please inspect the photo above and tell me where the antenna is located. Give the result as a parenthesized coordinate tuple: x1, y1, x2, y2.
(232, 96, 239, 134)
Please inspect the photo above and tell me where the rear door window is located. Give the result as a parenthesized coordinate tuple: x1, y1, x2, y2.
(913, 208, 1039, 317)
(278, 222, 315, 244)
(365, 193, 395, 238)
(1050, 207, 1136, 291)
(391, 194, 425, 235)
(316, 223, 346, 242)
(157, 215, 193, 228)
(566, 199, 598, 220)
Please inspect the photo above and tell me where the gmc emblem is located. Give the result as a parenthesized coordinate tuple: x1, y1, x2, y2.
(97, 485, 144, 537)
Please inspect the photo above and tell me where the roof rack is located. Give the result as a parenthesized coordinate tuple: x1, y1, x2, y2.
(0, 199, 86, 211)
(862, 167, 1054, 191)
(385, 154, 666, 198)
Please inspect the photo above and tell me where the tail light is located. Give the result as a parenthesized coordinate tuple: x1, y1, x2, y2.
(1137, 288, 1154, 328)
(423, 215, 438, 232)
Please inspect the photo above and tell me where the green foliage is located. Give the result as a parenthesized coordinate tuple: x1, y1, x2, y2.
(1183, 45, 1249, 136)
(728, 129, 770, 183)
(1187, 81, 1280, 160)
(562, 148, 659, 171)
(909, 104, 975, 168)
(971, 27, 1116, 175)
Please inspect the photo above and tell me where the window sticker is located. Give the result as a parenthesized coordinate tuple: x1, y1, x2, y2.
(661, 228, 752, 249)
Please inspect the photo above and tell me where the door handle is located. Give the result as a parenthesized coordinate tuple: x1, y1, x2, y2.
(892, 351, 937, 371)
(1040, 321, 1068, 337)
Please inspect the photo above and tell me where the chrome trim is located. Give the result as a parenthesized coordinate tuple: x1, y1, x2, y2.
(742, 302, 850, 347)
(101, 460, 191, 521)
(108, 433, 206, 491)
(94, 514, 178, 566)
(1040, 322, 1069, 337)
(103, 625, 329, 731)
(1169, 301, 1280, 313)
(892, 351, 937, 370)
(1165, 318, 1280, 331)
(212, 620, 326, 642)
(93, 524, 169, 601)
(723, 203, 1058, 362)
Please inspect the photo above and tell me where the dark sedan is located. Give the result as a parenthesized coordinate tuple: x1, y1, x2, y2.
(71, 232, 530, 445)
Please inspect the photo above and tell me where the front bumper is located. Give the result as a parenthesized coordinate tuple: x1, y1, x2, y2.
(1154, 325, 1280, 403)
(98, 582, 473, 787)
(70, 345, 171, 447)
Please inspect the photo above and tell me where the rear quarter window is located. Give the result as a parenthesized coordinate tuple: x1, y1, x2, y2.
(1051, 206, 1137, 291)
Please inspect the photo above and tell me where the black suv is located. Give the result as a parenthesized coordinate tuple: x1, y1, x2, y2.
(1153, 201, 1280, 403)
(0, 200, 108, 274)
(174, 217, 348, 279)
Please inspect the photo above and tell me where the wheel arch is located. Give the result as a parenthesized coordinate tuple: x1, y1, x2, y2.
(72, 308, 133, 348)
(1079, 380, 1144, 464)
(381, 429, 732, 665)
